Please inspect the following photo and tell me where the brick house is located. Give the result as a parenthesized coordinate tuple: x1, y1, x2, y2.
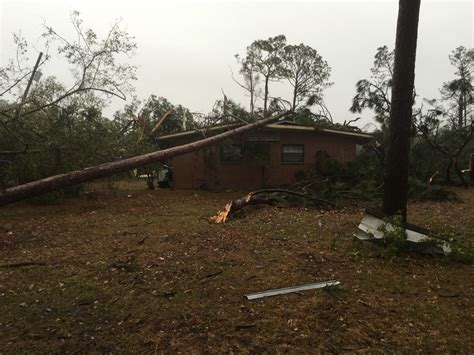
(158, 121, 372, 190)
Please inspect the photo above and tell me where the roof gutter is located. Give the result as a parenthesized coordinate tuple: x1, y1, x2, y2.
(158, 123, 373, 141)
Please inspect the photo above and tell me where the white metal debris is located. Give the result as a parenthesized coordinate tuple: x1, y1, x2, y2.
(245, 280, 340, 300)
(355, 212, 451, 254)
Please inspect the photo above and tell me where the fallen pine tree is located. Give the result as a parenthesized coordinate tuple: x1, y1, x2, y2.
(209, 189, 337, 223)
(0, 111, 294, 207)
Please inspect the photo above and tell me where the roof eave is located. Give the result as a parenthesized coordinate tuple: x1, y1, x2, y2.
(157, 123, 373, 141)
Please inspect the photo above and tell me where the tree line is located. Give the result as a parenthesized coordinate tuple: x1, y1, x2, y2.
(352, 45, 473, 187)
(0, 11, 472, 198)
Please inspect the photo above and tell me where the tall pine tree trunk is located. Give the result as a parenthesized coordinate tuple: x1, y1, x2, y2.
(458, 94, 464, 128)
(249, 73, 255, 114)
(382, 0, 421, 221)
(292, 78, 298, 111)
(263, 76, 269, 118)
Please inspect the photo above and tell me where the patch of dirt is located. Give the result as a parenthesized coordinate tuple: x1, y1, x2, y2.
(0, 180, 472, 353)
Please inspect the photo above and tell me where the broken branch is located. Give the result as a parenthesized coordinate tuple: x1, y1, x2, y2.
(151, 109, 174, 134)
(210, 188, 336, 223)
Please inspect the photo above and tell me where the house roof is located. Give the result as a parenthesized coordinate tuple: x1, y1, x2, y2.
(157, 121, 373, 141)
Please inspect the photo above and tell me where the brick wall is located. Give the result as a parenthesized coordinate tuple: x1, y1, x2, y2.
(170, 128, 360, 190)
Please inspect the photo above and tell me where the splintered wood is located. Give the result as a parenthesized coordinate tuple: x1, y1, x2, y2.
(209, 193, 254, 223)
(210, 202, 234, 223)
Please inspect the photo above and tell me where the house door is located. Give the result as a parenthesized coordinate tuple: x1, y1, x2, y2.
(246, 143, 271, 188)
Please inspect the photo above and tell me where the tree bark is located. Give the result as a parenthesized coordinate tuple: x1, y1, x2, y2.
(382, 0, 421, 221)
(249, 71, 255, 114)
(292, 77, 298, 111)
(458, 94, 464, 128)
(263, 76, 269, 117)
(0, 111, 293, 207)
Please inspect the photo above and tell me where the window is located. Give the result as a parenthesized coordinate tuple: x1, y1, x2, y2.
(220, 142, 241, 163)
(282, 144, 304, 163)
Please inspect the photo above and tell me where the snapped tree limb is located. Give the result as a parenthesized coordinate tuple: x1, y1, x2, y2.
(210, 188, 336, 223)
(151, 109, 174, 134)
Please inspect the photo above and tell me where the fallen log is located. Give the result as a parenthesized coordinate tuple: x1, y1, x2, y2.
(0, 111, 294, 206)
(209, 189, 336, 223)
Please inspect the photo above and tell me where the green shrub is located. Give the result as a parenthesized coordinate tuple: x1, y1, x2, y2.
(378, 214, 408, 257)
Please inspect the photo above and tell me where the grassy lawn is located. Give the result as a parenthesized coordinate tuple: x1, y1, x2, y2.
(1, 180, 473, 353)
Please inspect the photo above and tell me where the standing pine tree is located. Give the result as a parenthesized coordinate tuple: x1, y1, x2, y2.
(382, 0, 421, 220)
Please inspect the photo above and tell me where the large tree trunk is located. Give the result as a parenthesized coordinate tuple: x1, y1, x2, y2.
(382, 0, 421, 221)
(458, 94, 464, 128)
(292, 78, 298, 111)
(263, 76, 269, 117)
(249, 71, 255, 114)
(0, 111, 293, 207)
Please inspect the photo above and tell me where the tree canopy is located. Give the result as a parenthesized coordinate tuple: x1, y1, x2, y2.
(234, 35, 332, 119)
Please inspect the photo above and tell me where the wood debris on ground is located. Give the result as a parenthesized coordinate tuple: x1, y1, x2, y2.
(210, 189, 336, 223)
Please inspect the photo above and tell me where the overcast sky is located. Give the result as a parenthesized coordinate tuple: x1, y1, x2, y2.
(1, 0, 473, 129)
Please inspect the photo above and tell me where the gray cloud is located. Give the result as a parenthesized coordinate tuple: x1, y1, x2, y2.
(1, 0, 472, 129)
